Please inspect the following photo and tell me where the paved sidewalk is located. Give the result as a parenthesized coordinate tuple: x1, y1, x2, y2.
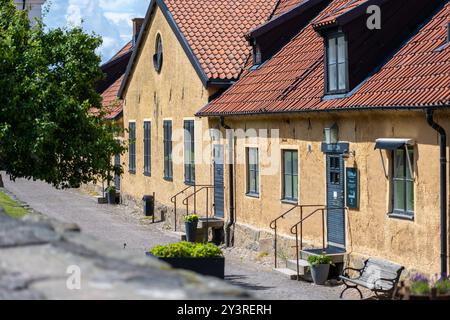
(2, 174, 350, 300)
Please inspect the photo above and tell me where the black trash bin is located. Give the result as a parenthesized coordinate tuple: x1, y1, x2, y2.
(142, 194, 155, 220)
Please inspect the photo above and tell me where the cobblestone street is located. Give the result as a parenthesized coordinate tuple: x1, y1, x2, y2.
(2, 175, 354, 300)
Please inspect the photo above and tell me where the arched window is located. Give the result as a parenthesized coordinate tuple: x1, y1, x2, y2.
(153, 34, 163, 72)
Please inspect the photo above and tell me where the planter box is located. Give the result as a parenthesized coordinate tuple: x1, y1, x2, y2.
(146, 253, 225, 279)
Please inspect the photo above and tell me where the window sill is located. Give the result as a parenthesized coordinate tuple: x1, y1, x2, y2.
(281, 199, 298, 205)
(184, 181, 195, 186)
(245, 192, 260, 199)
(128, 170, 136, 175)
(143, 172, 151, 177)
(388, 212, 414, 221)
(163, 177, 173, 182)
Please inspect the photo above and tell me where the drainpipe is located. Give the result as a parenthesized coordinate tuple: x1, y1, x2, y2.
(426, 109, 447, 277)
(220, 117, 235, 247)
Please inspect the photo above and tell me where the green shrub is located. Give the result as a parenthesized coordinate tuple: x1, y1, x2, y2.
(149, 242, 222, 258)
(435, 278, 450, 294)
(307, 254, 334, 267)
(411, 281, 431, 295)
(184, 214, 199, 223)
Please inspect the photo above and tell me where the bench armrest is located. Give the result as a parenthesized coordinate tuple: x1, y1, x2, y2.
(373, 277, 398, 290)
(342, 267, 363, 278)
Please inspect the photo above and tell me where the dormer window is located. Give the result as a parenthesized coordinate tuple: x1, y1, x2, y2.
(326, 33, 348, 94)
(253, 44, 262, 66)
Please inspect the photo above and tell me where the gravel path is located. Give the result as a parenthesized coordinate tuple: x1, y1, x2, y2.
(2, 174, 350, 300)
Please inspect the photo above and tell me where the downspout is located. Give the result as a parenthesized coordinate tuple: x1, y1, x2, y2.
(220, 117, 235, 247)
(425, 109, 447, 277)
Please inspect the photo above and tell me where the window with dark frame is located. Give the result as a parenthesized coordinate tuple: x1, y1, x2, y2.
(163, 120, 173, 180)
(392, 147, 414, 218)
(143, 121, 151, 176)
(326, 33, 348, 94)
(128, 122, 136, 173)
(184, 120, 195, 184)
(246, 148, 259, 196)
(153, 34, 163, 72)
(283, 150, 298, 202)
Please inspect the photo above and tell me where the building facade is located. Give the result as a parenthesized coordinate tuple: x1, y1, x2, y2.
(117, 0, 288, 232)
(14, 0, 45, 22)
(198, 0, 450, 276)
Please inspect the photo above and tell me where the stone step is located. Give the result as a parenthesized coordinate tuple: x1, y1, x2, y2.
(198, 217, 224, 229)
(273, 268, 300, 280)
(300, 248, 346, 264)
(286, 258, 310, 272)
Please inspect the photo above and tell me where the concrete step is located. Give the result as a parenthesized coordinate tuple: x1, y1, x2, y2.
(286, 258, 310, 273)
(198, 217, 224, 229)
(300, 248, 346, 264)
(273, 268, 300, 280)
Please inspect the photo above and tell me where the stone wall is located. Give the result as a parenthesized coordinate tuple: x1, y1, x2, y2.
(0, 209, 249, 300)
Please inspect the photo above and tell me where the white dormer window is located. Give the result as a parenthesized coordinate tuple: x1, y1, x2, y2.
(326, 33, 348, 94)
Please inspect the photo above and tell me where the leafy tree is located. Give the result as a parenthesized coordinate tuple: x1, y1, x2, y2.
(0, 0, 125, 188)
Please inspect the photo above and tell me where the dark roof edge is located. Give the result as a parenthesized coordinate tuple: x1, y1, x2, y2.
(196, 103, 450, 118)
(101, 50, 132, 71)
(247, 0, 325, 39)
(118, 0, 209, 99)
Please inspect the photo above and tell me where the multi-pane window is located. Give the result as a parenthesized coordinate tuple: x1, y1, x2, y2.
(143, 121, 151, 176)
(283, 150, 298, 201)
(392, 147, 414, 217)
(128, 122, 136, 173)
(184, 120, 195, 184)
(329, 155, 341, 185)
(326, 34, 347, 93)
(246, 148, 259, 195)
(163, 120, 173, 180)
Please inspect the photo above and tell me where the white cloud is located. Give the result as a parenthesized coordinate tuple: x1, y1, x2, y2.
(44, 0, 150, 62)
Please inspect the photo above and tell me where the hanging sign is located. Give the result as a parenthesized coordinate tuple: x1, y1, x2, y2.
(346, 168, 359, 209)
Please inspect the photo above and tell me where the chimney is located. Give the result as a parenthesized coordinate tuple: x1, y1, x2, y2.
(132, 18, 144, 46)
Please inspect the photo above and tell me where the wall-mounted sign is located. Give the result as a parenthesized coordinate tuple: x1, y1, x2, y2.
(346, 168, 359, 209)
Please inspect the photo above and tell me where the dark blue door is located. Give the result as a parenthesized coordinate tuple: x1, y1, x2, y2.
(213, 145, 224, 218)
(114, 153, 121, 191)
(326, 154, 345, 249)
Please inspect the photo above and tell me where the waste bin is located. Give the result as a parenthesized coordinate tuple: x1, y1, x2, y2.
(143, 194, 155, 217)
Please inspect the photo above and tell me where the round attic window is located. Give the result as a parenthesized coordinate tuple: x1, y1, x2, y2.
(153, 34, 163, 73)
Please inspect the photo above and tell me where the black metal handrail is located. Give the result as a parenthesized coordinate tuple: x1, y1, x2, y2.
(170, 184, 212, 232)
(269, 204, 325, 268)
(290, 206, 348, 281)
(182, 185, 214, 243)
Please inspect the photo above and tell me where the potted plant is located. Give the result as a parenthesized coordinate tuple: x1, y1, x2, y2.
(105, 186, 116, 204)
(397, 273, 450, 300)
(184, 214, 199, 242)
(307, 254, 334, 285)
(147, 242, 225, 278)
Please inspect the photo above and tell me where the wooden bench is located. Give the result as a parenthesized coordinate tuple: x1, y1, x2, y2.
(340, 258, 404, 299)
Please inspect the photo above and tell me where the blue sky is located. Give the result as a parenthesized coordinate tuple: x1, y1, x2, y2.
(43, 0, 150, 62)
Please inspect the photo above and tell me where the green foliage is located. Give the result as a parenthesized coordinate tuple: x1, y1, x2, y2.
(0, 191, 28, 218)
(184, 214, 199, 223)
(307, 254, 334, 267)
(0, 0, 125, 188)
(105, 185, 116, 193)
(434, 278, 450, 294)
(410, 280, 431, 295)
(149, 242, 223, 258)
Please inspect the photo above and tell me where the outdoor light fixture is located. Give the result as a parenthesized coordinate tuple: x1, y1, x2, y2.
(324, 123, 339, 144)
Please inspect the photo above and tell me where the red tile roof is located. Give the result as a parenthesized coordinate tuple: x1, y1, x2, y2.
(101, 75, 125, 120)
(165, 0, 280, 81)
(312, 0, 367, 28)
(198, 0, 450, 116)
(107, 41, 133, 64)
